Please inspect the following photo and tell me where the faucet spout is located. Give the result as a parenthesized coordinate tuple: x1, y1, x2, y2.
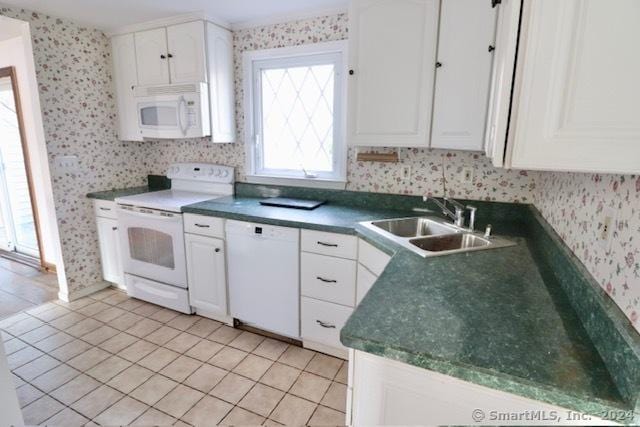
(425, 197, 465, 228)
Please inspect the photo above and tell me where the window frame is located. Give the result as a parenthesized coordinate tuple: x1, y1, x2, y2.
(243, 41, 348, 189)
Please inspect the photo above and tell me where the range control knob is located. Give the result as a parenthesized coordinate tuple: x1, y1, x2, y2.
(221, 170, 229, 178)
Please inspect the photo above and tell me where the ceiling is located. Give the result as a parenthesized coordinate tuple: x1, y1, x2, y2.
(1, 0, 349, 31)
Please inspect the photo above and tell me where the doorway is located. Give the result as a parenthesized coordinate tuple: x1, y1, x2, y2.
(0, 66, 43, 265)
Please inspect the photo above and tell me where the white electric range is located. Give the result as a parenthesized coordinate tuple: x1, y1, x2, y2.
(115, 163, 234, 313)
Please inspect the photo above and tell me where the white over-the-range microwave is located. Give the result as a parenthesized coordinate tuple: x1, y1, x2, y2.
(134, 82, 210, 139)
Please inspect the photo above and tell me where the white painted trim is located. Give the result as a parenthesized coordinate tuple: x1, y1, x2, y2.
(243, 40, 349, 188)
(106, 12, 230, 36)
(246, 175, 347, 190)
(57, 281, 111, 302)
(231, 7, 348, 31)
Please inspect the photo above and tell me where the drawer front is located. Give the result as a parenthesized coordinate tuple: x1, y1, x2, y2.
(184, 214, 225, 238)
(301, 297, 353, 349)
(358, 239, 391, 276)
(301, 230, 358, 259)
(356, 263, 377, 306)
(94, 200, 118, 219)
(302, 253, 356, 307)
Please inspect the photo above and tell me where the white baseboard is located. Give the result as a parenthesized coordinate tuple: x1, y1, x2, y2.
(303, 339, 348, 360)
(194, 309, 234, 326)
(57, 281, 112, 302)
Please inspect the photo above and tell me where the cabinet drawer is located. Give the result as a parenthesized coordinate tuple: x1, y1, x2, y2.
(184, 214, 225, 238)
(301, 297, 353, 350)
(302, 253, 356, 307)
(301, 230, 358, 260)
(358, 239, 391, 276)
(94, 200, 118, 219)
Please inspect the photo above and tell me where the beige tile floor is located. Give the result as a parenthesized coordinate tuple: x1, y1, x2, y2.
(0, 287, 348, 426)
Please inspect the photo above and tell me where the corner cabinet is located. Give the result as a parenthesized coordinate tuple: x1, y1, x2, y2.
(93, 200, 124, 289)
(347, 0, 440, 147)
(184, 214, 230, 323)
(489, 0, 640, 174)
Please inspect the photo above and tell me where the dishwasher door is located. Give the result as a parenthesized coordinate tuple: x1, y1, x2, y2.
(226, 220, 300, 339)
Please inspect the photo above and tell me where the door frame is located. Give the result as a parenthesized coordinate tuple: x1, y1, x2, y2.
(0, 66, 46, 268)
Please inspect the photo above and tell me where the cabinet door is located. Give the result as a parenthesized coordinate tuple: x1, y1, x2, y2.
(111, 34, 143, 141)
(484, 0, 521, 165)
(96, 216, 123, 287)
(135, 28, 170, 86)
(206, 22, 236, 143)
(509, 0, 640, 174)
(185, 233, 227, 317)
(347, 0, 439, 147)
(167, 21, 207, 84)
(431, 0, 497, 151)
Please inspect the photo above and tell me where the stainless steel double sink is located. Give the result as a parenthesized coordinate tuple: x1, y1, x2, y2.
(360, 217, 514, 257)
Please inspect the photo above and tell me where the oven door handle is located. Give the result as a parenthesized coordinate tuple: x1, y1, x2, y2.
(118, 209, 182, 222)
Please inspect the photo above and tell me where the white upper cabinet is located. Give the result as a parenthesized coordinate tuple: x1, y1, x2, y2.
(111, 33, 143, 141)
(506, 0, 640, 174)
(348, 0, 440, 147)
(167, 21, 207, 84)
(135, 28, 170, 86)
(431, 0, 497, 151)
(206, 22, 236, 143)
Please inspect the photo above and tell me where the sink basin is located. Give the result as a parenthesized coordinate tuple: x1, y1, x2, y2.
(360, 216, 515, 258)
(410, 233, 490, 252)
(370, 217, 459, 238)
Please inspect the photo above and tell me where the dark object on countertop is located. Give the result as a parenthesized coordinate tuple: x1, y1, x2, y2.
(260, 197, 326, 210)
(148, 174, 171, 191)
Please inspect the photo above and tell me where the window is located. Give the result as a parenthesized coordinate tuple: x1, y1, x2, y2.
(244, 41, 348, 187)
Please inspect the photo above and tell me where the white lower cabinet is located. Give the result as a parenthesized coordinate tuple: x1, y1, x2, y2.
(185, 217, 230, 323)
(94, 201, 124, 289)
(348, 350, 614, 426)
(301, 297, 353, 358)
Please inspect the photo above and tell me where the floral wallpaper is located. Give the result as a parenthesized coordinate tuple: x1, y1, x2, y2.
(0, 6, 148, 296)
(536, 173, 640, 332)
(139, 14, 536, 203)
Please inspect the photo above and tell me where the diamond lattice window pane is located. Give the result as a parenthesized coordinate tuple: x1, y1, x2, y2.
(261, 64, 335, 173)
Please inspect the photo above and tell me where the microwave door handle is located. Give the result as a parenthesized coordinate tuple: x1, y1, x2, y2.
(178, 96, 188, 137)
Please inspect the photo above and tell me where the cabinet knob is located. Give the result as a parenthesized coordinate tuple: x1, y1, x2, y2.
(492, 0, 502, 7)
(215, 248, 221, 253)
(435, 62, 443, 68)
(349, 69, 355, 75)
(112, 227, 118, 231)
(167, 53, 173, 58)
(488, 45, 495, 52)
(160, 54, 166, 59)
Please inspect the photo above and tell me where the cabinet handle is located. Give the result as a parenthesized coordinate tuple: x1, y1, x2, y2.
(349, 69, 354, 75)
(316, 320, 336, 329)
(99, 207, 111, 211)
(160, 54, 166, 59)
(435, 62, 443, 68)
(215, 248, 221, 253)
(316, 276, 337, 284)
(195, 224, 210, 228)
(112, 227, 118, 231)
(317, 241, 338, 248)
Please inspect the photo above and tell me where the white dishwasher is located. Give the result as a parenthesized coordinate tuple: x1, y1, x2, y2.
(226, 220, 300, 338)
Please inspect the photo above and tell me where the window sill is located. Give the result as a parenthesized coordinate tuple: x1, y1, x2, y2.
(245, 175, 347, 190)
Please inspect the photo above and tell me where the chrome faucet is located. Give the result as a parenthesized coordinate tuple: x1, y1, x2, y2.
(423, 196, 478, 231)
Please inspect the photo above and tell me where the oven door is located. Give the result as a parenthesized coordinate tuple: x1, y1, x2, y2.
(116, 206, 187, 288)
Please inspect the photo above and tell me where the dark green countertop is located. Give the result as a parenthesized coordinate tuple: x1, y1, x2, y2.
(87, 186, 153, 201)
(87, 183, 639, 420)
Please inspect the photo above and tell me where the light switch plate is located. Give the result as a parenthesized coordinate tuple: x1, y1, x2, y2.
(55, 155, 79, 173)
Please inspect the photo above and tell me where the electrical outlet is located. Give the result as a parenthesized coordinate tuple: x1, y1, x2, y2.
(400, 165, 412, 182)
(55, 155, 79, 173)
(599, 207, 616, 251)
(460, 167, 474, 184)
